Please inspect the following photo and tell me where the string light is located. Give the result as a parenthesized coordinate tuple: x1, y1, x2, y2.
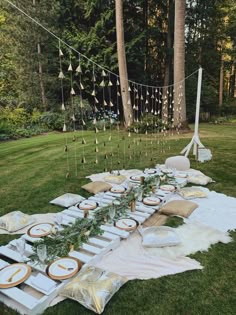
(4, 0, 199, 91)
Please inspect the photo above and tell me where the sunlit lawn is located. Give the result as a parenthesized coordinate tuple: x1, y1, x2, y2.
(0, 123, 236, 314)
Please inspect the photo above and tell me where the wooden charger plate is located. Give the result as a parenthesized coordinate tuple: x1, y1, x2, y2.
(110, 185, 126, 194)
(143, 196, 161, 206)
(78, 200, 98, 211)
(144, 169, 157, 175)
(160, 184, 175, 192)
(46, 257, 82, 280)
(114, 218, 138, 231)
(27, 223, 54, 238)
(0, 263, 31, 289)
(129, 175, 142, 182)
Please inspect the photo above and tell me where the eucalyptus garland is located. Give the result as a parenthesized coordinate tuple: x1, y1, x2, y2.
(30, 188, 139, 263)
(30, 175, 177, 264)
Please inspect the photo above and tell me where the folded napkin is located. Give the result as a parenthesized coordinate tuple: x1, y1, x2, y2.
(31, 273, 57, 293)
(0, 260, 9, 269)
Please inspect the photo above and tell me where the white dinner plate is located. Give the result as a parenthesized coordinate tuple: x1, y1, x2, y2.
(110, 185, 126, 193)
(47, 257, 82, 280)
(27, 223, 54, 238)
(78, 200, 97, 210)
(160, 184, 175, 192)
(143, 196, 161, 206)
(161, 168, 173, 174)
(0, 263, 31, 289)
(115, 218, 138, 231)
(144, 169, 157, 175)
(130, 175, 142, 182)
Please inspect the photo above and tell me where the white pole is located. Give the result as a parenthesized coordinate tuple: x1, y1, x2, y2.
(194, 67, 203, 137)
(181, 66, 204, 156)
(193, 67, 203, 154)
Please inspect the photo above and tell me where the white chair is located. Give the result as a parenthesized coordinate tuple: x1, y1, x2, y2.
(165, 155, 190, 171)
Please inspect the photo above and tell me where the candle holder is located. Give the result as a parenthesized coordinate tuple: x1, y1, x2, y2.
(130, 200, 136, 212)
(83, 210, 89, 218)
(140, 176, 145, 184)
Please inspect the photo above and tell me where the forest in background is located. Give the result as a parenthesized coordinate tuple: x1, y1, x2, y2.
(1, 0, 236, 139)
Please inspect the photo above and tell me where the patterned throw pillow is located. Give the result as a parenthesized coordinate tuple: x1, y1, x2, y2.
(0, 211, 35, 232)
(103, 175, 126, 184)
(160, 200, 198, 218)
(60, 266, 127, 314)
(187, 175, 213, 186)
(178, 187, 208, 199)
(82, 181, 112, 194)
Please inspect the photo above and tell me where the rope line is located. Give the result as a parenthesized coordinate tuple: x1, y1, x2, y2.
(4, 0, 200, 89)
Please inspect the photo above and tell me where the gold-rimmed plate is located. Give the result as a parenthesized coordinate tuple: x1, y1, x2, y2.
(143, 196, 161, 206)
(110, 185, 126, 194)
(144, 169, 157, 175)
(160, 184, 175, 192)
(27, 223, 54, 238)
(114, 218, 138, 231)
(161, 168, 173, 174)
(46, 257, 82, 280)
(0, 263, 31, 289)
(78, 200, 98, 211)
(129, 175, 142, 182)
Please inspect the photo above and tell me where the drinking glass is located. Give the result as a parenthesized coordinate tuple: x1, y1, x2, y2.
(55, 213, 63, 229)
(16, 238, 26, 262)
(98, 192, 104, 205)
(37, 244, 47, 265)
(137, 188, 143, 202)
(109, 206, 116, 224)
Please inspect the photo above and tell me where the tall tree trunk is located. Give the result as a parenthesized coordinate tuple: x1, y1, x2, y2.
(37, 42, 47, 111)
(230, 63, 235, 97)
(143, 0, 148, 76)
(173, 0, 186, 127)
(115, 0, 133, 128)
(162, 0, 174, 124)
(219, 54, 224, 107)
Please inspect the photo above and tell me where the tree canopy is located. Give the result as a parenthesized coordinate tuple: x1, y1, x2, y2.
(1, 0, 236, 121)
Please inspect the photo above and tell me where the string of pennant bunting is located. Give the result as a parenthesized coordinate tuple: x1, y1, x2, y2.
(57, 40, 191, 175)
(4, 0, 199, 176)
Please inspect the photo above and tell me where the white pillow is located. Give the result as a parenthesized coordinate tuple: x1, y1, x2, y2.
(50, 193, 85, 208)
(0, 211, 35, 232)
(139, 226, 181, 248)
(187, 175, 213, 186)
(165, 156, 190, 171)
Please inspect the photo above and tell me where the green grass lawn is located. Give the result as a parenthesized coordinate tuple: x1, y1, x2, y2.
(0, 123, 236, 314)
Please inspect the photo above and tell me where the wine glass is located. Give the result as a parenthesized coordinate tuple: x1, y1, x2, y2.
(137, 188, 143, 202)
(37, 244, 47, 266)
(109, 206, 116, 224)
(16, 238, 26, 262)
(55, 213, 63, 229)
(97, 192, 104, 205)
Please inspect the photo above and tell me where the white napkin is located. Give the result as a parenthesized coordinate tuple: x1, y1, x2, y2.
(0, 260, 8, 269)
(31, 273, 57, 293)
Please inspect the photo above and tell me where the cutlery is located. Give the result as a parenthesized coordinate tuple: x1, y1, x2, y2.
(122, 220, 132, 227)
(36, 228, 47, 233)
(57, 264, 74, 271)
(7, 269, 21, 282)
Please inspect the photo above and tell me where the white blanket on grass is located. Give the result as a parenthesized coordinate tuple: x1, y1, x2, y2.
(146, 221, 232, 259)
(187, 189, 236, 232)
(93, 221, 231, 280)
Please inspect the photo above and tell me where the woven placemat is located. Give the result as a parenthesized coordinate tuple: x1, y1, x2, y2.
(143, 213, 168, 228)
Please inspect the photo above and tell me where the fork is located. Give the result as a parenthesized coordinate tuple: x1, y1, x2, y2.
(7, 269, 21, 282)
(122, 220, 132, 227)
(57, 264, 74, 271)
